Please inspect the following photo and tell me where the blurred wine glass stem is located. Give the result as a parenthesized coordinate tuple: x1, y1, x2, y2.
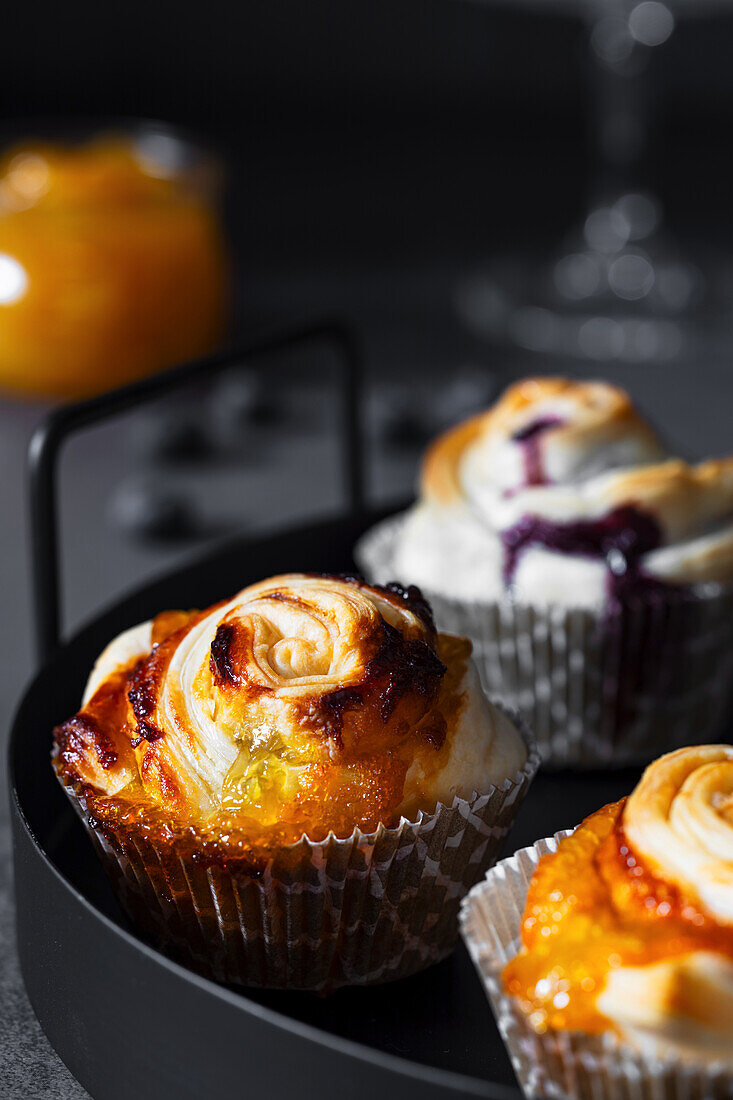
(551, 1, 702, 319)
(456, 0, 733, 361)
(574, 0, 695, 297)
(587, 1, 659, 205)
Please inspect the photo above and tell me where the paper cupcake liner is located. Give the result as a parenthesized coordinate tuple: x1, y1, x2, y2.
(356, 515, 733, 769)
(56, 717, 539, 994)
(460, 835, 733, 1100)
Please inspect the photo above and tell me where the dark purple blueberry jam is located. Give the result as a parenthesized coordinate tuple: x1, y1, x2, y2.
(501, 504, 667, 607)
(511, 415, 564, 488)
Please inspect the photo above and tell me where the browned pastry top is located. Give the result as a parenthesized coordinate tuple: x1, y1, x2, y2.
(53, 573, 523, 859)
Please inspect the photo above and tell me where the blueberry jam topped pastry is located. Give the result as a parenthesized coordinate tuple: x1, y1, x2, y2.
(394, 377, 733, 609)
(357, 378, 733, 766)
(53, 573, 536, 992)
(461, 746, 733, 1099)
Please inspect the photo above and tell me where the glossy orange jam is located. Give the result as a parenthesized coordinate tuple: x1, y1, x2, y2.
(504, 800, 733, 1034)
(0, 137, 229, 397)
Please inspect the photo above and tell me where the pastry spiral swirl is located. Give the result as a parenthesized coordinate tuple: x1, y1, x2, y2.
(505, 746, 733, 1061)
(395, 377, 733, 608)
(624, 744, 733, 924)
(54, 574, 525, 847)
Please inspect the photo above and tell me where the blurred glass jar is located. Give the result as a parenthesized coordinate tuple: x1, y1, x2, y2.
(0, 123, 230, 398)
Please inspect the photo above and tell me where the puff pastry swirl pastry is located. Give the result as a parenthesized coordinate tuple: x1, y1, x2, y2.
(53, 573, 526, 852)
(395, 377, 733, 608)
(505, 746, 733, 1062)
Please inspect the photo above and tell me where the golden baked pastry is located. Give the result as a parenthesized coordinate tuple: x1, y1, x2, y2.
(422, 377, 663, 507)
(54, 573, 526, 856)
(395, 376, 733, 606)
(358, 378, 733, 771)
(504, 745, 733, 1059)
(52, 573, 535, 991)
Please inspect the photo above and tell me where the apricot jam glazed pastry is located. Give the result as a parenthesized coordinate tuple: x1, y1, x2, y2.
(357, 377, 733, 767)
(53, 573, 537, 992)
(461, 745, 733, 1099)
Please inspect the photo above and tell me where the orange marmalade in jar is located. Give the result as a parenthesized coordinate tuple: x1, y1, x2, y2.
(0, 132, 229, 397)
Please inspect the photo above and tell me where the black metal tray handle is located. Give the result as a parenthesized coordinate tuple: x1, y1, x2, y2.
(28, 318, 364, 666)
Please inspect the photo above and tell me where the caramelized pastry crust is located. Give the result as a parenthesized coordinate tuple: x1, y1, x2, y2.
(504, 747, 733, 1055)
(396, 377, 733, 606)
(422, 377, 663, 506)
(53, 574, 525, 861)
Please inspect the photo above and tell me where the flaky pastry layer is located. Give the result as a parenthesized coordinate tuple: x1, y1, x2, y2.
(504, 746, 733, 1060)
(422, 377, 664, 506)
(53, 573, 525, 858)
(396, 377, 733, 604)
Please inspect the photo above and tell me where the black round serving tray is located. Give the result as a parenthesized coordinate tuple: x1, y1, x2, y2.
(9, 508, 647, 1100)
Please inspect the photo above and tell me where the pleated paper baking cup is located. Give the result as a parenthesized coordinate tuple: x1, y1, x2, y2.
(356, 515, 733, 769)
(460, 836, 733, 1100)
(55, 719, 539, 994)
